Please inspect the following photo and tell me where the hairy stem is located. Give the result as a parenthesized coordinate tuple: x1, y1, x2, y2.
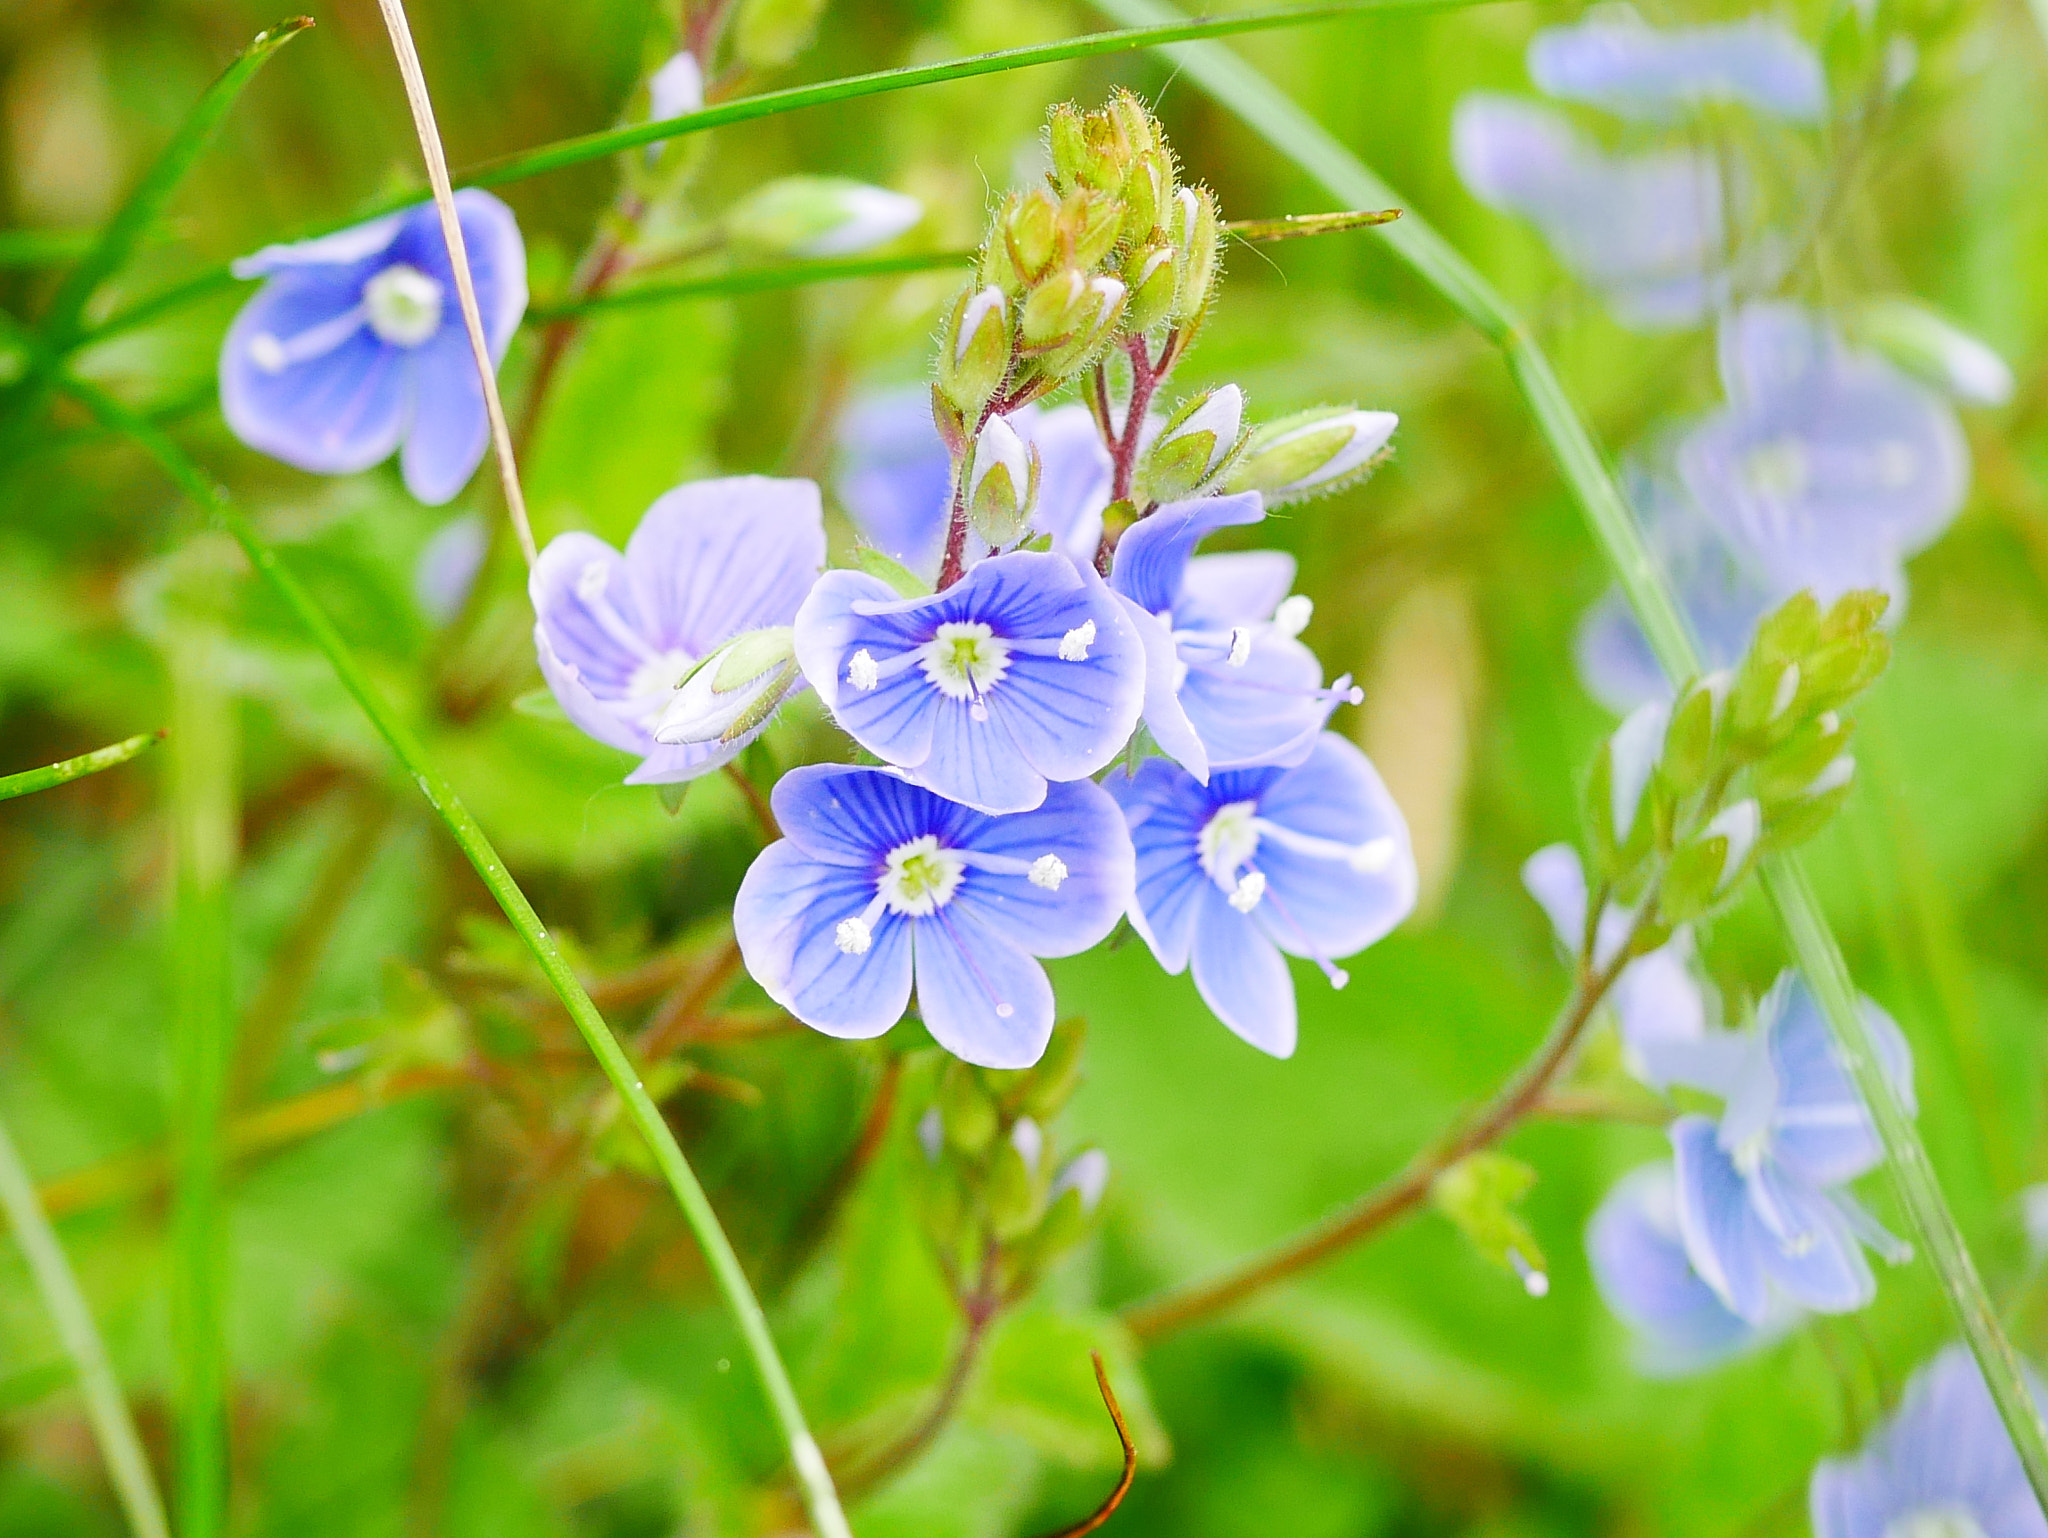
(0, 1111, 172, 1538)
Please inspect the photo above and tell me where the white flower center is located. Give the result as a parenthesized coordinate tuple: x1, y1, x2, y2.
(880, 834, 966, 917)
(1199, 800, 1262, 888)
(363, 262, 446, 347)
(1742, 437, 1809, 501)
(918, 621, 1012, 710)
(1883, 1506, 1990, 1538)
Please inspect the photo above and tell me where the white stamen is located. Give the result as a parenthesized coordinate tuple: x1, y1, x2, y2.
(245, 304, 369, 375)
(835, 917, 872, 955)
(1057, 620, 1096, 661)
(1272, 594, 1313, 637)
(1328, 966, 1350, 990)
(1508, 1248, 1550, 1298)
(1350, 836, 1397, 873)
(996, 1002, 1015, 1018)
(249, 333, 288, 372)
(1229, 870, 1267, 912)
(1029, 854, 1068, 890)
(847, 648, 880, 691)
(1226, 626, 1252, 667)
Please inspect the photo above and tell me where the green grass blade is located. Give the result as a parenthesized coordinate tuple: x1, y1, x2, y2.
(531, 248, 976, 320)
(167, 632, 238, 1538)
(0, 1116, 172, 1538)
(38, 17, 311, 345)
(0, 732, 162, 802)
(1094, 0, 2048, 1497)
(0, 229, 96, 267)
(54, 375, 853, 1538)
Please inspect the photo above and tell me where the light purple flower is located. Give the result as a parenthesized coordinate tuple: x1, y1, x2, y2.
(1522, 843, 1709, 1088)
(835, 394, 1111, 579)
(1667, 975, 1916, 1323)
(1452, 94, 1734, 330)
(531, 476, 824, 784)
(1588, 1163, 1791, 1376)
(1108, 492, 1358, 782)
(1680, 303, 1969, 604)
(1529, 13, 1827, 123)
(1811, 1345, 2048, 1538)
(414, 512, 488, 626)
(733, 766, 1133, 1068)
(221, 191, 527, 506)
(794, 549, 1142, 815)
(1106, 734, 1416, 1057)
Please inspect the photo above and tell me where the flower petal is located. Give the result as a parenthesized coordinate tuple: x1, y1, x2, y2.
(1248, 735, 1416, 960)
(1105, 759, 1210, 974)
(530, 531, 655, 702)
(1108, 491, 1265, 617)
(949, 778, 1134, 958)
(913, 907, 1055, 1068)
(1189, 887, 1297, 1057)
(398, 327, 490, 505)
(625, 476, 826, 653)
(768, 763, 965, 869)
(1670, 1113, 1772, 1323)
(1179, 550, 1298, 628)
(1115, 593, 1208, 781)
(219, 275, 407, 476)
(1177, 628, 1333, 771)
(735, 842, 913, 1039)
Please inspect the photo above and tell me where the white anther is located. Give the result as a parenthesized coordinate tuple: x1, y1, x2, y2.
(249, 333, 288, 373)
(1057, 620, 1096, 661)
(1229, 870, 1267, 912)
(1509, 1248, 1550, 1297)
(834, 917, 873, 955)
(1350, 836, 1397, 873)
(1028, 853, 1069, 890)
(1329, 967, 1350, 990)
(995, 1002, 1015, 1018)
(576, 560, 610, 602)
(1226, 626, 1252, 667)
(847, 648, 880, 692)
(1272, 594, 1313, 637)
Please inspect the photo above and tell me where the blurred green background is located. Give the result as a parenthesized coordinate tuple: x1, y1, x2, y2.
(5, 0, 2048, 1532)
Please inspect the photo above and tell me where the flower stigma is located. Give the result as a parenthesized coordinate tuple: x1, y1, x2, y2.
(919, 621, 1012, 717)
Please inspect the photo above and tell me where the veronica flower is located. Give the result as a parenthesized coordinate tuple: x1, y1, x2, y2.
(220, 191, 526, 506)
(1452, 94, 1734, 330)
(1679, 303, 1970, 604)
(531, 477, 824, 784)
(1522, 843, 1709, 1087)
(1109, 491, 1359, 781)
(794, 550, 1142, 815)
(1811, 1345, 2048, 1538)
(414, 512, 489, 626)
(1107, 734, 1416, 1056)
(733, 766, 1132, 1068)
(1588, 1163, 1791, 1376)
(835, 394, 1111, 579)
(1528, 12, 1827, 123)
(1667, 975, 1916, 1323)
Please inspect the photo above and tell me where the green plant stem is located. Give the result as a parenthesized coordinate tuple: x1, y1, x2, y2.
(0, 1112, 172, 1538)
(1095, 0, 2048, 1496)
(530, 249, 977, 320)
(57, 375, 853, 1538)
(0, 732, 162, 801)
(168, 628, 238, 1538)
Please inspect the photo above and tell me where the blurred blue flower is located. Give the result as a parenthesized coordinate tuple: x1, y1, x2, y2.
(414, 511, 488, 627)
(794, 549, 1143, 815)
(1109, 491, 1359, 781)
(836, 394, 1111, 579)
(1522, 842, 1709, 1088)
(1680, 303, 1970, 604)
(1106, 734, 1415, 1057)
(221, 191, 527, 506)
(733, 765, 1132, 1068)
(1452, 94, 1734, 330)
(1668, 975, 1916, 1323)
(1529, 11, 1827, 122)
(1588, 1163, 1792, 1376)
(1811, 1344, 2048, 1538)
(531, 476, 824, 784)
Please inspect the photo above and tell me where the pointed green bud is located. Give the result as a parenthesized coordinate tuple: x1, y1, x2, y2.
(1123, 244, 1177, 332)
(1168, 185, 1221, 325)
(1223, 407, 1398, 504)
(966, 415, 1037, 546)
(1047, 102, 1090, 192)
(1853, 296, 2014, 406)
(940, 284, 1010, 414)
(1065, 188, 1124, 272)
(1139, 384, 1245, 502)
(1661, 799, 1761, 922)
(1659, 672, 1724, 801)
(651, 627, 797, 747)
(724, 175, 922, 258)
(1004, 188, 1063, 284)
(854, 546, 934, 599)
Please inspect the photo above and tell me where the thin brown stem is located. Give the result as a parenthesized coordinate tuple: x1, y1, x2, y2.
(1121, 944, 1634, 1341)
(1031, 1353, 1136, 1538)
(722, 760, 780, 842)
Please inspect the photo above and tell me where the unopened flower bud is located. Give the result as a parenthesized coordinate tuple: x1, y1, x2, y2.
(644, 51, 704, 162)
(1020, 267, 1089, 349)
(1123, 243, 1177, 332)
(1050, 1148, 1110, 1213)
(1854, 296, 2014, 407)
(724, 176, 922, 258)
(652, 626, 800, 746)
(1004, 188, 1064, 284)
(1009, 1116, 1044, 1173)
(940, 284, 1010, 413)
(1168, 185, 1221, 324)
(1065, 189, 1124, 272)
(1034, 275, 1125, 377)
(1047, 102, 1090, 192)
(966, 415, 1036, 545)
(1119, 150, 1170, 243)
(1225, 407, 1398, 504)
(1141, 384, 1245, 501)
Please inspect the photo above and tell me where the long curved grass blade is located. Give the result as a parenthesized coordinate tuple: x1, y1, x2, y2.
(39, 17, 311, 346)
(0, 732, 162, 801)
(1092, 0, 2048, 1499)
(532, 248, 977, 321)
(0, 229, 96, 267)
(0, 1116, 172, 1538)
(54, 374, 854, 1538)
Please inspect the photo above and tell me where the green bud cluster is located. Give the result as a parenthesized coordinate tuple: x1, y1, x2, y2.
(1585, 589, 1891, 931)
(914, 1022, 1106, 1301)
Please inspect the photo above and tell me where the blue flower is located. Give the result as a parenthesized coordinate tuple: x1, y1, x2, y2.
(1667, 975, 1916, 1323)
(1528, 13, 1827, 123)
(1522, 843, 1709, 1088)
(733, 765, 1133, 1068)
(1588, 1163, 1792, 1376)
(793, 549, 1143, 815)
(220, 191, 527, 506)
(1106, 734, 1415, 1056)
(1452, 94, 1735, 331)
(1109, 491, 1359, 781)
(1811, 1345, 2048, 1538)
(835, 394, 1111, 579)
(1679, 304, 1970, 605)
(531, 476, 824, 784)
